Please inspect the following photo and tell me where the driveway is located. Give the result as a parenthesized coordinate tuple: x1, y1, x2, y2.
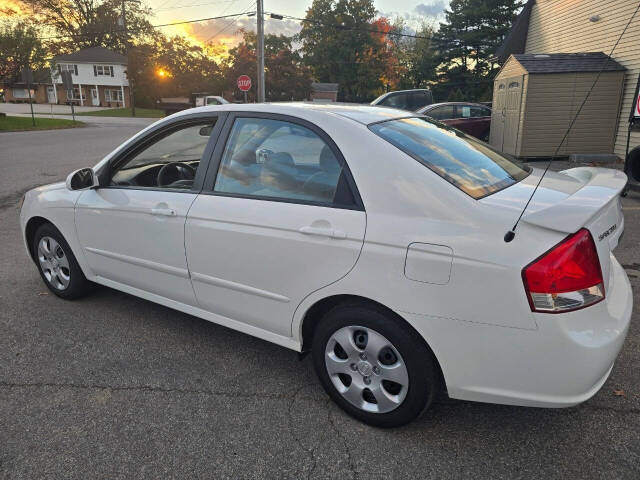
(1, 124, 639, 479)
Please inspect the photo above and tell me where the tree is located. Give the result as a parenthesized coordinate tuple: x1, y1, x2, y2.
(297, 0, 388, 102)
(0, 19, 47, 86)
(224, 31, 313, 102)
(432, 0, 522, 101)
(131, 34, 224, 107)
(387, 19, 437, 91)
(16, 0, 155, 54)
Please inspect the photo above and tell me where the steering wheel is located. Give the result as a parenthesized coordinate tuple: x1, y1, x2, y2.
(157, 162, 196, 187)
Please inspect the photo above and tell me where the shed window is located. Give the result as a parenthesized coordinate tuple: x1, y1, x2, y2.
(508, 81, 520, 88)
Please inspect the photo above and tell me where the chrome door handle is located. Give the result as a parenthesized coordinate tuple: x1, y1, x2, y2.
(299, 226, 346, 239)
(151, 207, 176, 216)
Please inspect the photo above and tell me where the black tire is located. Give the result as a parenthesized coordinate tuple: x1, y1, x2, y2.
(312, 303, 438, 428)
(32, 223, 93, 299)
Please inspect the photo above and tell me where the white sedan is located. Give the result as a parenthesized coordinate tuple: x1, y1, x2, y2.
(20, 103, 632, 427)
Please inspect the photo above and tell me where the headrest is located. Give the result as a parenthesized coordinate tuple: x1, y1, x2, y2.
(319, 145, 341, 173)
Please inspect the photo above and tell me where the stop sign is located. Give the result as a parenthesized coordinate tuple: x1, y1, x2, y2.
(237, 75, 252, 92)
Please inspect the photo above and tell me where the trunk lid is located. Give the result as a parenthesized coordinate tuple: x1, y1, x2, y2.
(482, 166, 627, 290)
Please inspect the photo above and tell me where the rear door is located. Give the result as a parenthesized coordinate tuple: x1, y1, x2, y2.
(185, 113, 366, 337)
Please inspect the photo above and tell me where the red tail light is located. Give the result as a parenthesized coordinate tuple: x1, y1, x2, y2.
(522, 228, 605, 313)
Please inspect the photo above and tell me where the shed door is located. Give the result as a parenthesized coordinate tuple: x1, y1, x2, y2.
(502, 76, 524, 155)
(490, 81, 506, 150)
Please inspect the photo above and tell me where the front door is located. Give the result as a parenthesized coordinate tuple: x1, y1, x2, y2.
(502, 76, 524, 155)
(75, 115, 223, 305)
(490, 81, 506, 150)
(185, 114, 366, 337)
(47, 86, 56, 103)
(91, 88, 100, 106)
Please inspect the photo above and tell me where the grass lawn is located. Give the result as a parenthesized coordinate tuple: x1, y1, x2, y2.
(0, 115, 84, 132)
(78, 107, 164, 118)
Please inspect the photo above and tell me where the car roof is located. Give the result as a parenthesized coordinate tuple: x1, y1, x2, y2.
(181, 102, 415, 126)
(420, 102, 490, 111)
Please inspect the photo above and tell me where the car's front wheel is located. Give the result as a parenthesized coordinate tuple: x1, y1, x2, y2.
(312, 303, 438, 427)
(33, 223, 92, 299)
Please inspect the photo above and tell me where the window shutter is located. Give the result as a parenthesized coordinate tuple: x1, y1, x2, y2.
(74, 65, 78, 75)
(110, 66, 114, 77)
(57, 65, 61, 74)
(93, 65, 97, 76)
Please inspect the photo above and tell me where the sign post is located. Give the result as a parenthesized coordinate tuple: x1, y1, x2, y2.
(61, 70, 76, 122)
(21, 67, 35, 127)
(237, 75, 251, 103)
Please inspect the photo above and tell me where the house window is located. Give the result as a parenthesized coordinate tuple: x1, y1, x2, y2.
(93, 65, 114, 77)
(105, 89, 123, 102)
(65, 87, 85, 101)
(58, 64, 78, 75)
(12, 88, 35, 99)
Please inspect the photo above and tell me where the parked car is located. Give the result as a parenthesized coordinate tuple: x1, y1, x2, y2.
(158, 93, 229, 116)
(370, 89, 433, 111)
(20, 103, 631, 427)
(418, 102, 491, 141)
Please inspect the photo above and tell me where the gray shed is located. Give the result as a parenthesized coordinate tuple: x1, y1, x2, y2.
(490, 52, 625, 158)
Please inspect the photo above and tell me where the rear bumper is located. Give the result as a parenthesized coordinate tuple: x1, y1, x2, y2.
(401, 253, 632, 408)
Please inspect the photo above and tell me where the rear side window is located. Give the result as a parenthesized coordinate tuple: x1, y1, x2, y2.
(214, 117, 357, 206)
(427, 105, 454, 120)
(370, 117, 530, 199)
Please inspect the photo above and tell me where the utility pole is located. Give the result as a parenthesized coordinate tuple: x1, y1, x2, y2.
(121, 0, 137, 116)
(256, 0, 265, 103)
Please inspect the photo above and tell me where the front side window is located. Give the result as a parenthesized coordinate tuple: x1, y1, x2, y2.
(214, 117, 354, 206)
(380, 93, 409, 110)
(111, 121, 216, 190)
(370, 117, 530, 199)
(408, 91, 433, 110)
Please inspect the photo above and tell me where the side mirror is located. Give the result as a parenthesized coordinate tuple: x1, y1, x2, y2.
(66, 168, 99, 191)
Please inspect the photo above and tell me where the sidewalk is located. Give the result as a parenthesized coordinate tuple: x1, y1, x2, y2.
(0, 103, 111, 115)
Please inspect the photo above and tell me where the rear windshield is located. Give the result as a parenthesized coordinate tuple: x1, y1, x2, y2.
(369, 117, 530, 199)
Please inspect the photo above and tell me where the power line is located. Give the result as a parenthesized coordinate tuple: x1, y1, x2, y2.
(268, 12, 431, 40)
(155, 1, 238, 13)
(38, 11, 254, 40)
(202, 0, 255, 43)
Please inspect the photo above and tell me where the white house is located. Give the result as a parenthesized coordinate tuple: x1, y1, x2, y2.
(5, 46, 130, 107)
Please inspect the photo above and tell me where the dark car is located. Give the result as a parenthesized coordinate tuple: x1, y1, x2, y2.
(370, 89, 434, 111)
(417, 102, 491, 141)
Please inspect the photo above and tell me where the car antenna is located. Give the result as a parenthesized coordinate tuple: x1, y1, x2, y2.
(503, 3, 640, 243)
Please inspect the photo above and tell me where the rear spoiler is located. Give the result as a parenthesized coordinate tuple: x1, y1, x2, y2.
(522, 167, 627, 234)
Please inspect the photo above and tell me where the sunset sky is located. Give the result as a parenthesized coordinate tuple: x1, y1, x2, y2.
(3, 0, 451, 53)
(162, 0, 450, 53)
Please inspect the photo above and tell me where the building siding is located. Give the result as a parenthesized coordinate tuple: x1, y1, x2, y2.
(524, 0, 640, 158)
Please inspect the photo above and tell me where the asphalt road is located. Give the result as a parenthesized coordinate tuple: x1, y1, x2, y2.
(1, 120, 639, 479)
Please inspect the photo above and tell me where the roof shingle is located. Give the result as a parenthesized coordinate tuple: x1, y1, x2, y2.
(512, 52, 625, 74)
(53, 47, 127, 65)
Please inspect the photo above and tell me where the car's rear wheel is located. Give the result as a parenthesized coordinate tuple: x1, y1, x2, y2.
(312, 303, 438, 427)
(33, 223, 92, 299)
